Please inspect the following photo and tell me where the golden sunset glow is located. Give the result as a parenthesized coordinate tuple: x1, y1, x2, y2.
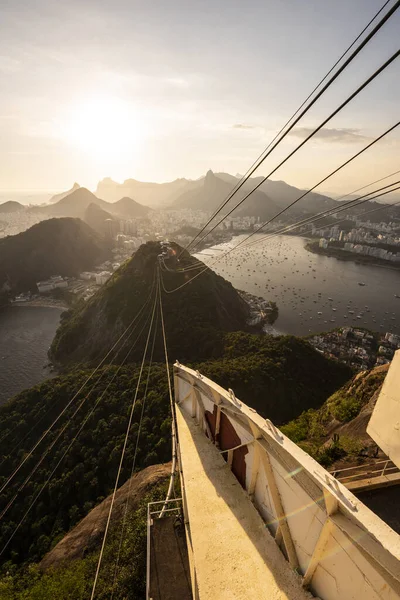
(60, 95, 145, 162)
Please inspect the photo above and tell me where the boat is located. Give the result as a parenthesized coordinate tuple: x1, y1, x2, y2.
(358, 282, 366, 286)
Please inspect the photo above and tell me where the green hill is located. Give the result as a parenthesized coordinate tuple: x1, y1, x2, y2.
(0, 217, 110, 296)
(0, 335, 350, 566)
(49, 241, 251, 366)
(281, 363, 389, 467)
(0, 239, 352, 590)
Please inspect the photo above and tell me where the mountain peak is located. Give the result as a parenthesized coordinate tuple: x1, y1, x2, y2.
(111, 196, 151, 218)
(49, 183, 81, 204)
(0, 200, 24, 213)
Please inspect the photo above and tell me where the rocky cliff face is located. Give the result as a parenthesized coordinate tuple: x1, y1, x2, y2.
(40, 463, 170, 571)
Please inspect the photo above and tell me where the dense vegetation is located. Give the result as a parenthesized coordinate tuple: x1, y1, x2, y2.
(0, 239, 356, 597)
(281, 366, 388, 466)
(0, 480, 168, 599)
(0, 329, 351, 568)
(0, 218, 110, 296)
(0, 365, 172, 565)
(197, 332, 352, 424)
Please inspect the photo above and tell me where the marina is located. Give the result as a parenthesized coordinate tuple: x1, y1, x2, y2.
(195, 234, 400, 337)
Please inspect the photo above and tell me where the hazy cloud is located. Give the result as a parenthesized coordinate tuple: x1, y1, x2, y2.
(289, 127, 372, 144)
(0, 55, 21, 74)
(233, 123, 257, 130)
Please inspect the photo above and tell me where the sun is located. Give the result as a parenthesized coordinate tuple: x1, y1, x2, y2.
(60, 95, 145, 162)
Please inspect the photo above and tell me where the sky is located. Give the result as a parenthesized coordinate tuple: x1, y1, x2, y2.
(0, 0, 399, 199)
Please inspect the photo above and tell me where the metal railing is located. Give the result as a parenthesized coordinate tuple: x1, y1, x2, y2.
(174, 363, 400, 600)
(330, 458, 400, 484)
(146, 498, 183, 600)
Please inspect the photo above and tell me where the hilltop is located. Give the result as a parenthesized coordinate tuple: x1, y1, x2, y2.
(50, 241, 250, 365)
(49, 240, 351, 418)
(49, 182, 80, 204)
(111, 196, 151, 218)
(173, 170, 281, 221)
(33, 186, 151, 221)
(96, 176, 192, 206)
(0, 217, 110, 296)
(32, 187, 104, 219)
(0, 200, 24, 213)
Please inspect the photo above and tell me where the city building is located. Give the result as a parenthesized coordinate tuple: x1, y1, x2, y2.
(36, 275, 68, 293)
(95, 271, 112, 285)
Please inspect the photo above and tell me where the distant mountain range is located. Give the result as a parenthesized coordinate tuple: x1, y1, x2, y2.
(96, 176, 193, 206)
(95, 172, 340, 219)
(31, 188, 152, 221)
(3, 172, 398, 229)
(92, 171, 358, 223)
(33, 172, 340, 226)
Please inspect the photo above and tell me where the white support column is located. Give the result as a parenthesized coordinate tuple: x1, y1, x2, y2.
(194, 388, 213, 440)
(214, 405, 221, 446)
(191, 387, 197, 419)
(258, 444, 299, 570)
(275, 525, 283, 545)
(248, 443, 261, 499)
(302, 518, 333, 587)
(323, 488, 339, 517)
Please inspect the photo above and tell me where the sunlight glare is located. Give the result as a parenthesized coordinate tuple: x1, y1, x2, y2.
(61, 95, 145, 163)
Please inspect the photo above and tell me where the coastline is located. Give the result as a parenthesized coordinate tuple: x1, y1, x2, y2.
(305, 241, 400, 272)
(11, 299, 67, 310)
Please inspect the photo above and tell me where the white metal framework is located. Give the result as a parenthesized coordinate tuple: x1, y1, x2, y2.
(174, 363, 400, 600)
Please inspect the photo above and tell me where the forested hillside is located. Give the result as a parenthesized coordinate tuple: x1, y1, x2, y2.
(0, 331, 351, 567)
(0, 218, 110, 296)
(281, 364, 389, 467)
(50, 241, 251, 366)
(0, 239, 354, 598)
